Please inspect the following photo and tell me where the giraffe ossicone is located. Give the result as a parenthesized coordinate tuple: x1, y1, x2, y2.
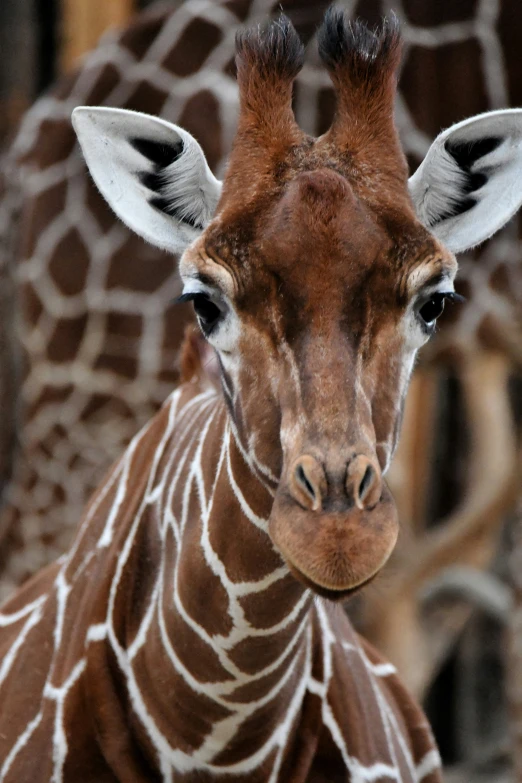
(2, 9, 522, 781)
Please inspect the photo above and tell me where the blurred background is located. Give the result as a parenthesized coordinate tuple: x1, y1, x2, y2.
(0, 1, 521, 781)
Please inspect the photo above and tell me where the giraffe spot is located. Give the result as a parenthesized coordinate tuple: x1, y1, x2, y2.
(223, 0, 252, 21)
(94, 352, 139, 381)
(228, 604, 308, 674)
(239, 573, 304, 628)
(402, 0, 478, 26)
(107, 236, 175, 292)
(162, 18, 223, 77)
(158, 367, 180, 385)
(490, 262, 512, 296)
(400, 40, 488, 140)
(178, 90, 223, 173)
(25, 182, 67, 246)
(477, 313, 504, 352)
(124, 80, 168, 117)
(47, 314, 89, 362)
(22, 118, 76, 170)
(176, 493, 233, 638)
(120, 7, 169, 59)
(83, 63, 121, 105)
(106, 312, 143, 340)
(49, 228, 90, 296)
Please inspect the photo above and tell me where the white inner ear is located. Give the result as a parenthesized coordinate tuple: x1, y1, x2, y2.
(409, 108, 522, 254)
(72, 107, 223, 255)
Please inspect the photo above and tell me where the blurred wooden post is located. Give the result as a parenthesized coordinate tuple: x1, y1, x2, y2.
(60, 0, 135, 73)
(0, 0, 37, 146)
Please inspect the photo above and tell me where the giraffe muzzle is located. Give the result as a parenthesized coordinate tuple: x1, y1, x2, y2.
(269, 453, 398, 597)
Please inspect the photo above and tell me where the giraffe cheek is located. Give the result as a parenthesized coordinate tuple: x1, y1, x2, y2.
(268, 483, 399, 596)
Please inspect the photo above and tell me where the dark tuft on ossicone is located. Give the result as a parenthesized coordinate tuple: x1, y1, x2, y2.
(317, 7, 401, 84)
(235, 15, 305, 81)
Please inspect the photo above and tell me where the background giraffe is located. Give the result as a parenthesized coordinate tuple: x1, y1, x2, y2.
(0, 0, 521, 777)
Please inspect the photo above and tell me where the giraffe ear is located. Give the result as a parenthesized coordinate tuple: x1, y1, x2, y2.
(72, 107, 222, 254)
(409, 109, 522, 253)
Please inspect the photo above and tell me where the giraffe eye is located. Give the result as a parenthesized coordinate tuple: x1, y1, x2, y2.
(177, 291, 224, 336)
(418, 293, 446, 325)
(192, 293, 222, 334)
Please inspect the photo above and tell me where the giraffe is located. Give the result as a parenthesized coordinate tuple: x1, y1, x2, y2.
(3, 8, 522, 781)
(0, 4, 521, 768)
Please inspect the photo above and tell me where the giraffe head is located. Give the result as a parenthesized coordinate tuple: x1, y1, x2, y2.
(73, 11, 522, 599)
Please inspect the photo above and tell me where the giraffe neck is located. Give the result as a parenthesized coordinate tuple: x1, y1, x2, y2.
(87, 381, 313, 775)
(0, 378, 442, 782)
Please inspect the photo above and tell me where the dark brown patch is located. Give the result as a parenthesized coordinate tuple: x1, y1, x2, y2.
(178, 90, 223, 173)
(162, 18, 223, 77)
(106, 238, 174, 292)
(106, 312, 143, 340)
(477, 313, 503, 352)
(224, 0, 253, 22)
(30, 119, 76, 170)
(239, 572, 303, 628)
(47, 314, 89, 362)
(400, 40, 488, 139)
(94, 351, 139, 381)
(176, 487, 233, 638)
(124, 80, 168, 117)
(49, 228, 90, 296)
(120, 6, 169, 59)
(403, 0, 478, 27)
(84, 63, 121, 106)
(27, 182, 67, 240)
(490, 262, 512, 296)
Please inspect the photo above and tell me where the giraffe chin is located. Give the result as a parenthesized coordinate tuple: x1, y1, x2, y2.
(268, 483, 399, 600)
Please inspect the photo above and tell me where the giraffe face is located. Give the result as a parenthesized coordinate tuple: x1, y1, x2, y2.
(179, 163, 457, 598)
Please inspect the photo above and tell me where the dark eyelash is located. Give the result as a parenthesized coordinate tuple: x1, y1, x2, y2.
(175, 292, 200, 304)
(444, 292, 466, 304)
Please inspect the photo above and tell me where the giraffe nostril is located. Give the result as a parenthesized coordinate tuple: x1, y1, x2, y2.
(346, 455, 382, 510)
(358, 464, 375, 505)
(296, 465, 316, 503)
(289, 455, 326, 512)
